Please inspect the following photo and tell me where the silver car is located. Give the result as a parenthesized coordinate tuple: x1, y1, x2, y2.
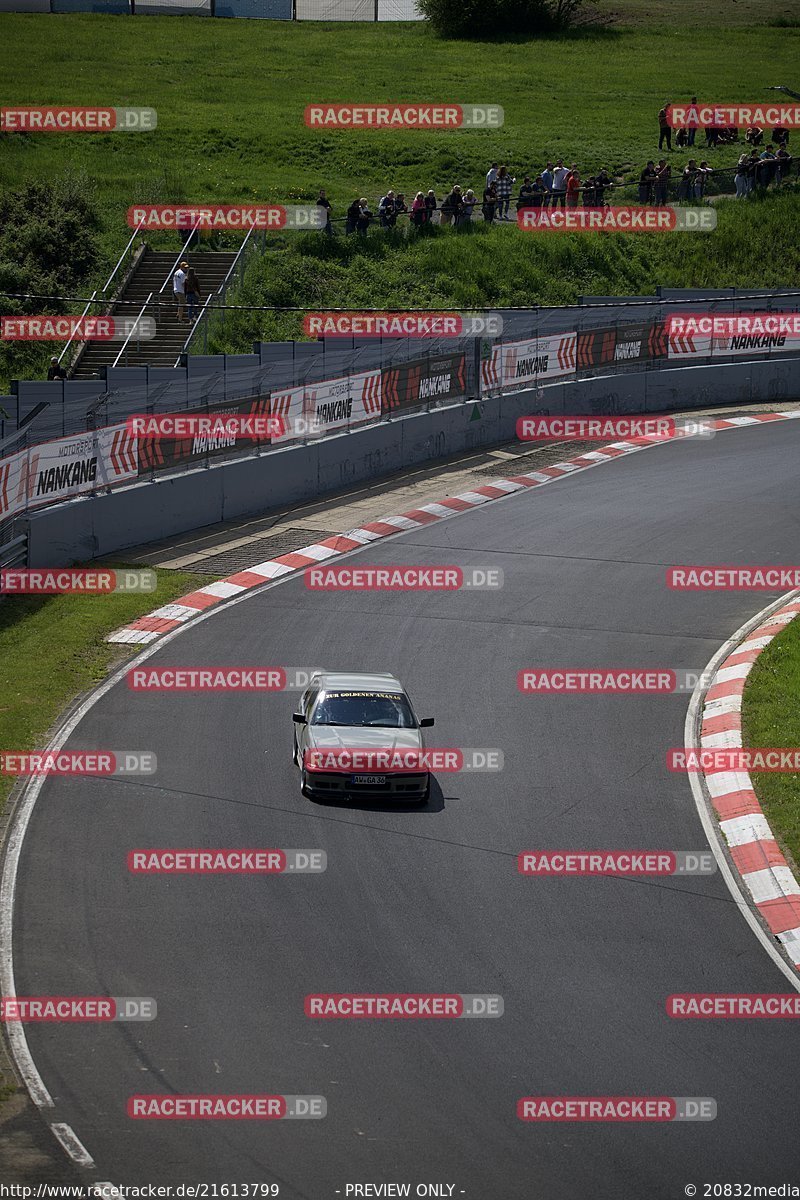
(292, 672, 435, 802)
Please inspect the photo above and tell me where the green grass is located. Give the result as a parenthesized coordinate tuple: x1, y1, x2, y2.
(207, 190, 800, 349)
(0, 567, 211, 815)
(1, 10, 799, 264)
(742, 615, 800, 872)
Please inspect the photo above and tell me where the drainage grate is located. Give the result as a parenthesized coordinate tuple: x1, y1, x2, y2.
(186, 527, 337, 576)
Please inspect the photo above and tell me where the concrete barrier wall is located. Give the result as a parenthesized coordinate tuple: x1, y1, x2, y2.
(22, 356, 800, 567)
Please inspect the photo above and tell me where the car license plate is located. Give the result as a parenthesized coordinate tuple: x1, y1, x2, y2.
(350, 774, 386, 786)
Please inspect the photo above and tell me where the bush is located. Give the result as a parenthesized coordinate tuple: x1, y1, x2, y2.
(417, 0, 593, 38)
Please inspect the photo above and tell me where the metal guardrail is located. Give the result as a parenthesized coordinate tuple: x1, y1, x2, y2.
(0, 534, 28, 571)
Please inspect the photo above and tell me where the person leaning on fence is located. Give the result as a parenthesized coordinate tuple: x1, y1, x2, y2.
(459, 189, 477, 226)
(495, 165, 515, 219)
(658, 102, 672, 151)
(678, 159, 697, 201)
(346, 197, 367, 234)
(695, 160, 712, 198)
(411, 192, 426, 228)
(378, 190, 396, 228)
(776, 145, 792, 184)
(481, 180, 498, 223)
(582, 175, 597, 207)
(184, 267, 201, 322)
(757, 145, 777, 188)
(595, 168, 611, 205)
(356, 198, 373, 235)
(440, 184, 463, 227)
(516, 177, 535, 210)
(735, 152, 751, 197)
(394, 193, 408, 222)
(551, 159, 569, 207)
(654, 159, 671, 205)
(566, 166, 581, 208)
(424, 189, 438, 223)
(638, 161, 657, 204)
(173, 260, 188, 323)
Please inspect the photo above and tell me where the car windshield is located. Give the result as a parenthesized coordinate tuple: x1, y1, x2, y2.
(311, 690, 416, 728)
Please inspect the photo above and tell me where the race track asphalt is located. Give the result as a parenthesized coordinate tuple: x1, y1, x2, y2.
(10, 419, 800, 1198)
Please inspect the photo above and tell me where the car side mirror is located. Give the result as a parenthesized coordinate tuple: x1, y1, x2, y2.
(293, 713, 307, 724)
(419, 717, 435, 728)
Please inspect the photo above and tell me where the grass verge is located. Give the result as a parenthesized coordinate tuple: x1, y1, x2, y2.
(741, 612, 800, 872)
(0, 566, 211, 817)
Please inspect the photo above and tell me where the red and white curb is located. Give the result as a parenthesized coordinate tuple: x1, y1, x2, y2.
(698, 593, 800, 971)
(107, 410, 800, 645)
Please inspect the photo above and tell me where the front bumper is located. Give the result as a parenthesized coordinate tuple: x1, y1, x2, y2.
(302, 770, 430, 801)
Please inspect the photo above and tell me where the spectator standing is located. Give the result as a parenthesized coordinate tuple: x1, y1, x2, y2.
(566, 166, 581, 207)
(776, 145, 792, 184)
(531, 175, 547, 207)
(47, 356, 66, 381)
(317, 189, 333, 235)
(345, 198, 361, 234)
(516, 177, 535, 211)
(772, 124, 789, 148)
(411, 192, 426, 228)
(696, 160, 712, 199)
(379, 190, 396, 228)
(394, 193, 408, 223)
(638, 161, 657, 204)
(679, 159, 697, 201)
(424, 190, 438, 223)
(705, 123, 719, 149)
(758, 145, 777, 188)
(540, 162, 555, 207)
(441, 184, 463, 226)
(735, 152, 751, 198)
(173, 260, 188, 322)
(486, 162, 500, 190)
(356, 198, 372, 236)
(687, 97, 699, 147)
(495, 165, 515, 219)
(460, 189, 477, 226)
(184, 266, 201, 321)
(551, 159, 569, 207)
(595, 168, 611, 205)
(482, 180, 498, 223)
(654, 159, 671, 205)
(658, 102, 672, 151)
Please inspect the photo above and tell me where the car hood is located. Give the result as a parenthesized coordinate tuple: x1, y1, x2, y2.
(307, 725, 423, 751)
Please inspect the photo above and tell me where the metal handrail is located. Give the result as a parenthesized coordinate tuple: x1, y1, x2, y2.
(101, 217, 147, 299)
(111, 292, 152, 369)
(57, 289, 97, 366)
(172, 224, 260, 366)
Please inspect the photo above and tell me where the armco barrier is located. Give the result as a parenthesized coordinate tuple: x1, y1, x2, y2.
(20, 354, 800, 568)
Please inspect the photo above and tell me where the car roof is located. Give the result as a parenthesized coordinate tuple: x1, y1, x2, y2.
(312, 672, 405, 693)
